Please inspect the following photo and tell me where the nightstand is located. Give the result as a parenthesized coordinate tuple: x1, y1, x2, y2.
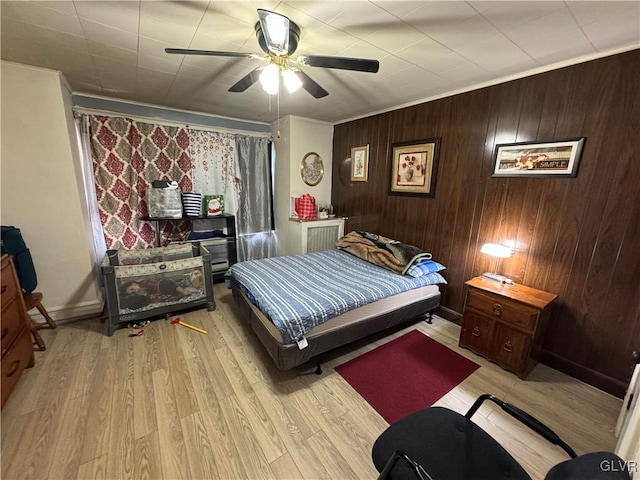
(459, 276, 557, 379)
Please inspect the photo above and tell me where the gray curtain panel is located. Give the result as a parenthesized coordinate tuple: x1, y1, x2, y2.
(235, 135, 276, 261)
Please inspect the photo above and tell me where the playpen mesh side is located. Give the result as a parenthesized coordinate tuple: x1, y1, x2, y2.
(113, 256, 207, 314)
(105, 243, 196, 266)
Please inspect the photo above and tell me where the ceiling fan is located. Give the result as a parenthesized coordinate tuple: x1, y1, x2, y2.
(165, 9, 379, 99)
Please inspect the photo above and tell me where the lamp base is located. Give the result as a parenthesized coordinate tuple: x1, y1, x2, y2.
(481, 272, 514, 285)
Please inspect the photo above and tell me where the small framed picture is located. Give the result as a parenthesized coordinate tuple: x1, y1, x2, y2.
(350, 145, 369, 182)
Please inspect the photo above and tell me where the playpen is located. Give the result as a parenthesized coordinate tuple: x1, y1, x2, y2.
(101, 242, 215, 335)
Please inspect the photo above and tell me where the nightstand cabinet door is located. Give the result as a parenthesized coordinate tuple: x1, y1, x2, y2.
(491, 323, 531, 373)
(459, 310, 495, 356)
(459, 277, 557, 379)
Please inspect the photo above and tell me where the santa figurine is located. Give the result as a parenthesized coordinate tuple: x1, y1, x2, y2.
(208, 197, 221, 216)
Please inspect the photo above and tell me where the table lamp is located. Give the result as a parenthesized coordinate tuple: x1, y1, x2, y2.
(480, 243, 515, 284)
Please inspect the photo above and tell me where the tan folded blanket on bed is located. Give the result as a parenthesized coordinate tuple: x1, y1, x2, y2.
(336, 231, 432, 274)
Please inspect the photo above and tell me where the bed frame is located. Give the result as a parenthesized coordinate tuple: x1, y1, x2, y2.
(230, 279, 441, 373)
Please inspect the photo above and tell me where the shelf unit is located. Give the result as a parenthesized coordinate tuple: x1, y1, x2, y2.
(141, 214, 237, 283)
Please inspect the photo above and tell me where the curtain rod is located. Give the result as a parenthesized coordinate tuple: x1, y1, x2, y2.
(73, 106, 273, 139)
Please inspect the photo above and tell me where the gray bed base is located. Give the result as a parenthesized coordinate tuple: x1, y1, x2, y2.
(231, 280, 441, 373)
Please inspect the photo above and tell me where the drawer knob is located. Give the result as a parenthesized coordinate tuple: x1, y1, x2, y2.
(472, 326, 480, 337)
(493, 303, 503, 316)
(1, 285, 6, 294)
(503, 340, 513, 352)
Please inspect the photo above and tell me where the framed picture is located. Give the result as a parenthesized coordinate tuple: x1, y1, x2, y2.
(350, 145, 369, 182)
(300, 152, 324, 186)
(492, 138, 586, 177)
(389, 138, 441, 196)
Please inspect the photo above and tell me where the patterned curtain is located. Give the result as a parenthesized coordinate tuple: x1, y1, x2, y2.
(88, 115, 193, 249)
(189, 129, 241, 215)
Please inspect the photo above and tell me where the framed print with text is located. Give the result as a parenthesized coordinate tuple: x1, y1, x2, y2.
(492, 138, 586, 177)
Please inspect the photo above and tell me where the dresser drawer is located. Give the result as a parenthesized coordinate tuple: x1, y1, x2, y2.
(1, 266, 19, 305)
(1, 297, 25, 355)
(1, 328, 33, 408)
(467, 289, 538, 331)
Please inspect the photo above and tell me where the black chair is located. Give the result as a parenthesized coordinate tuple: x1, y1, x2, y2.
(372, 394, 630, 480)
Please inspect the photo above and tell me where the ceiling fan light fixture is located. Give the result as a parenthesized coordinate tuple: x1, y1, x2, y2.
(258, 9, 289, 56)
(282, 69, 302, 93)
(259, 64, 280, 95)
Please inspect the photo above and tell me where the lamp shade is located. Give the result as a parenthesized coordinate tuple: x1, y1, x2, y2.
(480, 243, 514, 258)
(259, 64, 279, 95)
(282, 69, 302, 93)
(258, 9, 290, 56)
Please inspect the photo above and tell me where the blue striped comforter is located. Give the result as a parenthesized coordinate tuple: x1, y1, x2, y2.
(226, 249, 440, 345)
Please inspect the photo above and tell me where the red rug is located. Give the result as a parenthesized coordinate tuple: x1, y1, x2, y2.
(335, 329, 480, 424)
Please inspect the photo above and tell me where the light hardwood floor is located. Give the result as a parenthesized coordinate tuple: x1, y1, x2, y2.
(2, 283, 622, 479)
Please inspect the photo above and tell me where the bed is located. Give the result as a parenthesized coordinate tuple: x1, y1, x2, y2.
(226, 237, 445, 372)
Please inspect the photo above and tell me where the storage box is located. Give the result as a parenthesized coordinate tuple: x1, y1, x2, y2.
(148, 185, 182, 218)
(200, 239, 230, 273)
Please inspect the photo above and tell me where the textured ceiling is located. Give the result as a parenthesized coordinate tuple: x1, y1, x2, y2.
(2, 1, 639, 125)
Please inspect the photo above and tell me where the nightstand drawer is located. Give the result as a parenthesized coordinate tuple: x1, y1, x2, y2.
(467, 289, 538, 331)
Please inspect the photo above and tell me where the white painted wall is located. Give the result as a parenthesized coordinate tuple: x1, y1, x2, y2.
(272, 116, 293, 256)
(1, 61, 102, 320)
(272, 115, 333, 256)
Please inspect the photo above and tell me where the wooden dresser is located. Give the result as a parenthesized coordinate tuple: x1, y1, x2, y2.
(1, 254, 35, 408)
(459, 276, 557, 379)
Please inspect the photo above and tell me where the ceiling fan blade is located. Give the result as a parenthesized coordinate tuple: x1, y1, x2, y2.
(228, 68, 262, 93)
(165, 48, 255, 58)
(297, 55, 379, 73)
(297, 71, 329, 99)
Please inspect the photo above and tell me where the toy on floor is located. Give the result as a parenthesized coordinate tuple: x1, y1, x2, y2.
(171, 317, 207, 334)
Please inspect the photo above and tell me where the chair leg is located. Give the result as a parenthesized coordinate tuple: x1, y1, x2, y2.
(29, 322, 46, 351)
(35, 303, 57, 329)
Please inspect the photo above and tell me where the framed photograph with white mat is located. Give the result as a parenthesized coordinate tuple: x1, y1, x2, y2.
(350, 145, 369, 182)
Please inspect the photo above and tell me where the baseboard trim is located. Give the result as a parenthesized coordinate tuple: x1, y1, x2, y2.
(540, 350, 627, 398)
(28, 297, 105, 323)
(435, 306, 463, 325)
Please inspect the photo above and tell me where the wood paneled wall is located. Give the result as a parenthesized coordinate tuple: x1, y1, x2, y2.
(332, 50, 640, 396)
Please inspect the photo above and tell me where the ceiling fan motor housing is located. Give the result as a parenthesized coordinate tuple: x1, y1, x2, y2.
(254, 20, 301, 56)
